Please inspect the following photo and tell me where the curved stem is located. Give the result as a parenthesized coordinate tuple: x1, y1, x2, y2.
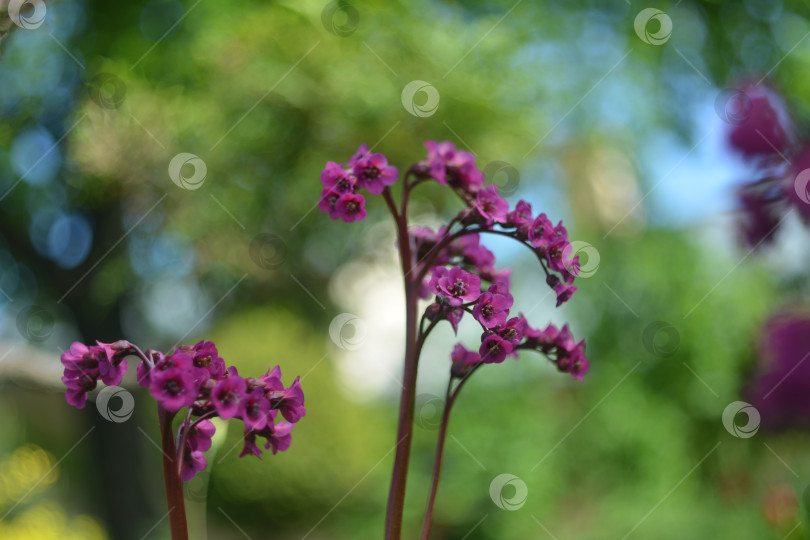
(158, 406, 188, 540)
(418, 379, 453, 540)
(418, 364, 483, 540)
(415, 227, 550, 285)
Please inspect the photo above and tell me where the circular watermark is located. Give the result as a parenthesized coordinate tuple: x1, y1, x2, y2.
(794, 169, 810, 205)
(96, 386, 135, 423)
(489, 473, 528, 511)
(634, 8, 672, 45)
(168, 153, 207, 190)
(722, 401, 760, 439)
(714, 88, 752, 126)
(16, 305, 54, 342)
(321, 1, 359, 37)
(329, 313, 367, 350)
(401, 80, 440, 118)
(249, 233, 286, 269)
(184, 472, 209, 503)
(562, 241, 600, 278)
(642, 321, 680, 357)
(414, 393, 444, 430)
(8, 0, 46, 30)
(89, 73, 127, 109)
(483, 161, 520, 196)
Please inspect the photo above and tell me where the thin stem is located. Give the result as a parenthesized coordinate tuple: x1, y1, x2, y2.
(418, 379, 453, 540)
(418, 364, 483, 540)
(383, 182, 420, 540)
(158, 406, 188, 540)
(415, 226, 550, 285)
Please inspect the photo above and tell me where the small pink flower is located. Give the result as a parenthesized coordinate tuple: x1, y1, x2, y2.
(429, 266, 481, 307)
(507, 200, 533, 238)
(320, 161, 356, 193)
(241, 388, 273, 431)
(498, 316, 526, 346)
(423, 141, 484, 191)
(180, 447, 207, 482)
(352, 150, 398, 194)
(319, 188, 344, 220)
(528, 213, 555, 252)
(475, 185, 509, 224)
(450, 343, 481, 377)
(335, 192, 367, 222)
(545, 238, 571, 273)
(473, 292, 511, 328)
(150, 367, 198, 412)
(479, 332, 513, 364)
(211, 374, 247, 419)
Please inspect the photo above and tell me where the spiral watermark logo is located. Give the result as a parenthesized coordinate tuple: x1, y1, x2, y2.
(168, 153, 207, 190)
(794, 169, 810, 206)
(642, 321, 680, 357)
(96, 386, 135, 423)
(249, 233, 286, 269)
(321, 1, 359, 37)
(489, 473, 528, 511)
(562, 241, 600, 278)
(8, 0, 47, 29)
(714, 88, 752, 126)
(722, 401, 760, 439)
(89, 73, 127, 109)
(484, 161, 520, 196)
(329, 313, 367, 350)
(634, 8, 672, 45)
(16, 305, 54, 342)
(401, 80, 440, 118)
(184, 472, 209, 503)
(414, 393, 444, 430)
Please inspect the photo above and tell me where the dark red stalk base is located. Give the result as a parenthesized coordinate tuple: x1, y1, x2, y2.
(158, 406, 188, 540)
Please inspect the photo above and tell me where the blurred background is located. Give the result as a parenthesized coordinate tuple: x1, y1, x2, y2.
(1, 0, 810, 538)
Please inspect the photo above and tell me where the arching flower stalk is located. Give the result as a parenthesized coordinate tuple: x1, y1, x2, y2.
(318, 140, 589, 539)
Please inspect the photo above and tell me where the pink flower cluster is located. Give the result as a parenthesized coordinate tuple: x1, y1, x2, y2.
(318, 144, 398, 222)
(61, 339, 305, 480)
(723, 81, 810, 247)
(61, 340, 130, 408)
(428, 268, 588, 381)
(318, 140, 589, 381)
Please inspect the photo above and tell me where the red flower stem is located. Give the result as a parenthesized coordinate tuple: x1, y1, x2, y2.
(158, 406, 188, 540)
(383, 186, 419, 540)
(419, 365, 483, 540)
(415, 227, 550, 285)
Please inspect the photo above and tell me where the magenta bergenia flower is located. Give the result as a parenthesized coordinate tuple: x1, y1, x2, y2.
(352, 151, 398, 195)
(726, 83, 793, 160)
(507, 200, 533, 238)
(475, 185, 509, 224)
(335, 193, 367, 222)
(429, 266, 481, 307)
(450, 343, 481, 377)
(211, 372, 247, 419)
(242, 388, 273, 430)
(191, 340, 226, 379)
(61, 337, 306, 487)
(421, 140, 484, 191)
(528, 213, 555, 252)
(150, 367, 199, 412)
(320, 161, 356, 193)
(262, 366, 307, 423)
(473, 292, 511, 328)
(479, 332, 513, 364)
(181, 446, 207, 482)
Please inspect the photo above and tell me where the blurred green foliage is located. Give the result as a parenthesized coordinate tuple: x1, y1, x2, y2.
(2, 0, 810, 538)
